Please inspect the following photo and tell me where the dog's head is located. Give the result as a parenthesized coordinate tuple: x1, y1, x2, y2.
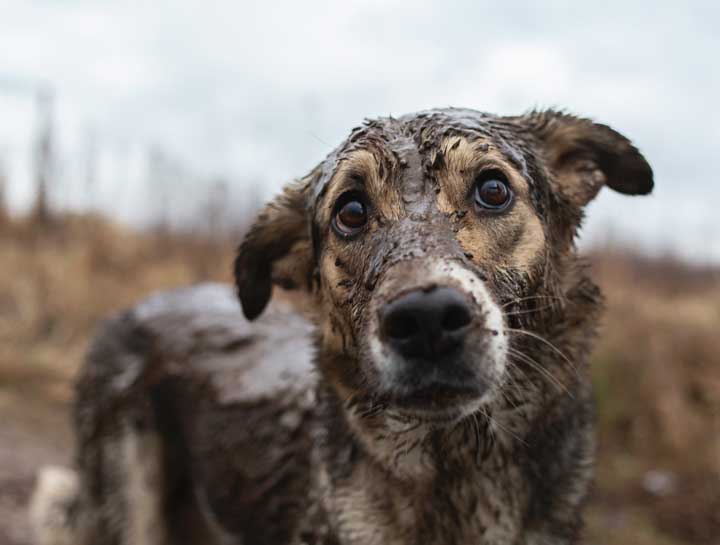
(235, 108, 652, 424)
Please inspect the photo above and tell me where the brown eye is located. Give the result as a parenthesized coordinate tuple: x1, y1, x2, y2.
(333, 193, 368, 237)
(474, 175, 512, 211)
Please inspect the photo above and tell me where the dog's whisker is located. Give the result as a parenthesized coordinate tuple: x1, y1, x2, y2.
(477, 408, 496, 446)
(497, 379, 525, 412)
(507, 347, 569, 395)
(507, 347, 574, 398)
(503, 303, 557, 317)
(494, 366, 523, 408)
(383, 411, 411, 423)
(394, 419, 425, 435)
(472, 413, 483, 467)
(479, 407, 528, 446)
(499, 295, 566, 310)
(507, 327, 579, 376)
(357, 402, 386, 418)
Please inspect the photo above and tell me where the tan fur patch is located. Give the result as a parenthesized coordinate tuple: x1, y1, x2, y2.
(453, 203, 546, 269)
(316, 251, 364, 396)
(322, 150, 403, 223)
(435, 136, 532, 213)
(433, 136, 546, 271)
(508, 212, 546, 270)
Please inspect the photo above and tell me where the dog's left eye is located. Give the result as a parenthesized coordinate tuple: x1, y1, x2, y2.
(474, 173, 512, 211)
(332, 192, 368, 237)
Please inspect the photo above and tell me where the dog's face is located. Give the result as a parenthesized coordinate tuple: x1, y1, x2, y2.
(235, 109, 652, 423)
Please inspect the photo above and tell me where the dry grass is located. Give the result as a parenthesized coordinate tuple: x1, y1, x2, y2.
(0, 214, 718, 544)
(586, 251, 720, 544)
(0, 214, 235, 411)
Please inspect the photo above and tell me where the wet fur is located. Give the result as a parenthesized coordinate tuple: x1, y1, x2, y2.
(30, 108, 652, 545)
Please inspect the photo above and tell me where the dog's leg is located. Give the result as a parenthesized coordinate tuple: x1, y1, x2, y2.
(118, 416, 169, 545)
(28, 417, 168, 545)
(29, 466, 81, 545)
(29, 313, 174, 545)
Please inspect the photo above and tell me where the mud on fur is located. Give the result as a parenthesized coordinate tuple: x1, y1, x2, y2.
(30, 107, 653, 545)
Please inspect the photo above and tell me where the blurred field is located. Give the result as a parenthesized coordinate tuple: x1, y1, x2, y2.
(0, 214, 718, 544)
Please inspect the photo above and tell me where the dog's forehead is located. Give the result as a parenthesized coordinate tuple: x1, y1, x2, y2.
(309, 108, 531, 207)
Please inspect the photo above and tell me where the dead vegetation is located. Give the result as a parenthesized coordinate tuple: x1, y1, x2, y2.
(0, 214, 718, 544)
(586, 250, 720, 544)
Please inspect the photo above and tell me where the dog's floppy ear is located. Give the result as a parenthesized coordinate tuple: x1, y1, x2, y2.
(235, 174, 315, 320)
(523, 110, 654, 206)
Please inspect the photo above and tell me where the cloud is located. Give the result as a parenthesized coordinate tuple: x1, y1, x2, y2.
(0, 0, 717, 260)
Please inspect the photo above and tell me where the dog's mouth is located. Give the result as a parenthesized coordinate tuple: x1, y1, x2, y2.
(386, 392, 486, 427)
(394, 385, 481, 409)
(385, 371, 490, 416)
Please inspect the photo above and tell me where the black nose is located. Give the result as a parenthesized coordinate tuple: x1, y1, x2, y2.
(381, 286, 473, 361)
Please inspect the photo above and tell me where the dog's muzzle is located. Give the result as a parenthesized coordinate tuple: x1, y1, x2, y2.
(368, 260, 508, 408)
(380, 286, 473, 361)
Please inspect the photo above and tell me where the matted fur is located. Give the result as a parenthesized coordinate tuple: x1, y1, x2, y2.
(30, 108, 652, 545)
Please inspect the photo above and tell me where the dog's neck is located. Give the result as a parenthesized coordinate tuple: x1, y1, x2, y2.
(312, 347, 558, 479)
(312, 382, 537, 544)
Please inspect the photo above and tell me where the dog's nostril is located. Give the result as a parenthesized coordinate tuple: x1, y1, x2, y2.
(441, 304, 472, 332)
(380, 287, 474, 361)
(384, 311, 419, 340)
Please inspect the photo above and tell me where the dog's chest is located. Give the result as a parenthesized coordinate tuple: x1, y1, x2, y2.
(324, 460, 527, 545)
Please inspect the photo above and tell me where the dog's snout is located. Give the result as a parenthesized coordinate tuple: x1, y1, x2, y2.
(381, 286, 472, 360)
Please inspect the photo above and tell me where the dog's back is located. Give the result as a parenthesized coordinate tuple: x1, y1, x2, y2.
(32, 283, 321, 545)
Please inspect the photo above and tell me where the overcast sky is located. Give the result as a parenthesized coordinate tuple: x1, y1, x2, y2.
(0, 0, 718, 261)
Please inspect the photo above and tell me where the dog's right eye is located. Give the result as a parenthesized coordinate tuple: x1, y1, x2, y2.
(473, 171, 513, 212)
(332, 193, 368, 237)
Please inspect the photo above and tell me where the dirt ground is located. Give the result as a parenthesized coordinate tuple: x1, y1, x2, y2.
(0, 374, 71, 545)
(1, 216, 718, 544)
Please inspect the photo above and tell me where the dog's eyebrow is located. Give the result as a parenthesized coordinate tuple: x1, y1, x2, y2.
(313, 160, 370, 213)
(493, 137, 532, 183)
(345, 167, 367, 185)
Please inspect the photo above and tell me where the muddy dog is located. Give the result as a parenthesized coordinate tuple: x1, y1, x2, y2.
(30, 108, 653, 545)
